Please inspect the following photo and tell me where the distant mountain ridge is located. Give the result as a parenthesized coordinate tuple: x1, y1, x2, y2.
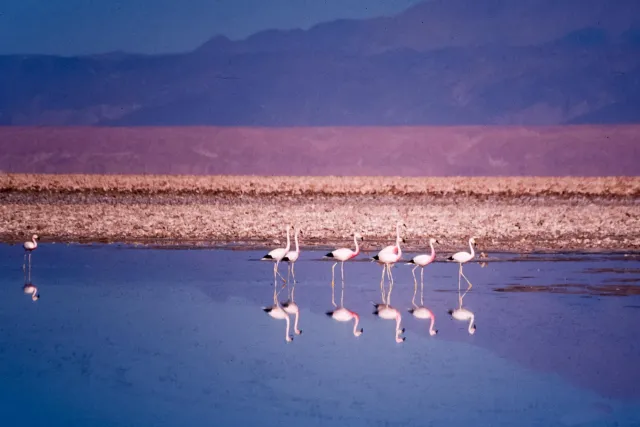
(1, 0, 640, 126)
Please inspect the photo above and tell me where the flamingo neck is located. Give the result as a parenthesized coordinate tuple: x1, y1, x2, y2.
(468, 314, 475, 333)
(394, 312, 403, 342)
(31, 237, 37, 248)
(284, 310, 291, 340)
(468, 239, 475, 258)
(353, 234, 360, 255)
(293, 311, 301, 335)
(429, 314, 436, 335)
(429, 241, 435, 259)
(294, 229, 300, 254)
(396, 237, 402, 258)
(352, 313, 361, 336)
(284, 228, 291, 253)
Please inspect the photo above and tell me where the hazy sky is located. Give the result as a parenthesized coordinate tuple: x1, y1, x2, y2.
(0, 0, 423, 55)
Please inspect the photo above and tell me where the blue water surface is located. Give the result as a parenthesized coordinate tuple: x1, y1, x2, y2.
(1, 243, 639, 427)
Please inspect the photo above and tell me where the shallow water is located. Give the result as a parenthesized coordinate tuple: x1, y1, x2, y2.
(1, 244, 639, 427)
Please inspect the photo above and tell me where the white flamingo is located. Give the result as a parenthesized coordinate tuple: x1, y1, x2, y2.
(447, 237, 476, 293)
(261, 225, 293, 284)
(23, 234, 39, 271)
(282, 227, 302, 282)
(372, 303, 405, 343)
(324, 232, 363, 287)
(372, 235, 403, 304)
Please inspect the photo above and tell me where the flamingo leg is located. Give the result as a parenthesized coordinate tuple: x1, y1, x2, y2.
(331, 262, 337, 288)
(23, 252, 26, 272)
(411, 266, 418, 308)
(461, 267, 473, 296)
(420, 267, 425, 306)
(291, 262, 296, 284)
(386, 264, 395, 305)
(380, 265, 387, 304)
(331, 276, 337, 308)
(341, 261, 345, 286)
(286, 263, 291, 300)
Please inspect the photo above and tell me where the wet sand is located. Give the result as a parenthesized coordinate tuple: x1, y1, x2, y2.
(1, 174, 639, 252)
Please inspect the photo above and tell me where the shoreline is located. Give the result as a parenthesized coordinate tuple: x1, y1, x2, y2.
(2, 174, 639, 253)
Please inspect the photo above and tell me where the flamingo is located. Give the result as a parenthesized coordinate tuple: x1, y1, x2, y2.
(23, 283, 39, 301)
(378, 222, 406, 256)
(282, 227, 302, 283)
(261, 225, 293, 284)
(372, 303, 405, 343)
(324, 232, 363, 287)
(447, 237, 476, 293)
(281, 274, 302, 335)
(406, 238, 439, 287)
(372, 235, 403, 305)
(23, 234, 39, 271)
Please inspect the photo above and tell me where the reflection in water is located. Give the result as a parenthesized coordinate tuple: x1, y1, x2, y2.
(22, 256, 40, 301)
(372, 303, 405, 343)
(326, 272, 363, 337)
(280, 272, 302, 335)
(23, 282, 39, 301)
(263, 272, 294, 342)
(448, 284, 477, 335)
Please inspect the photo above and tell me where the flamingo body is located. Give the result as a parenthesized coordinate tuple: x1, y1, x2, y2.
(326, 248, 357, 261)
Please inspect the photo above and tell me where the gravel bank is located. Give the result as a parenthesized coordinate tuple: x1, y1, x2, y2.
(1, 174, 639, 252)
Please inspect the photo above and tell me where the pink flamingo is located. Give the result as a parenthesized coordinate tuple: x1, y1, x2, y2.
(406, 237, 439, 290)
(324, 232, 363, 287)
(372, 235, 403, 304)
(377, 222, 406, 256)
(23, 234, 39, 271)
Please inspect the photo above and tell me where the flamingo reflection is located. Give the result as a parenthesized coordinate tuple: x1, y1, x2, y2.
(280, 266, 302, 335)
(448, 279, 476, 335)
(263, 274, 294, 342)
(22, 265, 39, 301)
(326, 274, 363, 337)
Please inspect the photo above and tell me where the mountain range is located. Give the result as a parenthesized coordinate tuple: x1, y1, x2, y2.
(1, 0, 640, 126)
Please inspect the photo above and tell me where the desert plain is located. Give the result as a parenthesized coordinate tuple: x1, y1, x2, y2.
(1, 174, 638, 253)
